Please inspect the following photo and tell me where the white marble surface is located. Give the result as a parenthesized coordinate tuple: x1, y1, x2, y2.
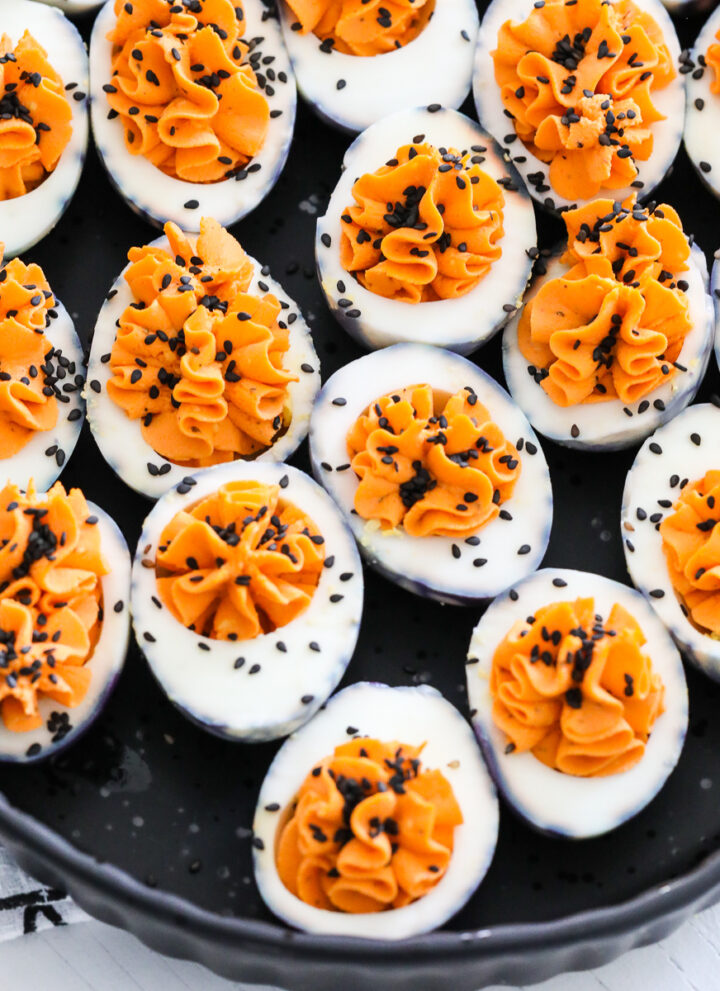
(2, 905, 720, 991)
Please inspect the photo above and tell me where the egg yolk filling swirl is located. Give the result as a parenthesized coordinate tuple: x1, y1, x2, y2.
(0, 248, 66, 460)
(0, 31, 72, 201)
(347, 384, 520, 538)
(518, 196, 692, 407)
(106, 218, 297, 467)
(340, 141, 505, 303)
(105, 0, 269, 183)
(492, 0, 675, 200)
(660, 471, 720, 639)
(0, 481, 109, 734)
(155, 480, 324, 641)
(491, 597, 665, 776)
(284, 0, 434, 56)
(276, 738, 462, 913)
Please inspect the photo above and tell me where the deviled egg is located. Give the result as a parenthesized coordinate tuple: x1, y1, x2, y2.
(0, 480, 130, 763)
(684, 4, 720, 199)
(503, 196, 713, 451)
(309, 343, 553, 605)
(474, 0, 685, 212)
(89, 0, 296, 230)
(253, 681, 499, 938)
(131, 460, 363, 742)
(467, 567, 688, 837)
(85, 217, 320, 500)
(0, 249, 84, 490)
(316, 107, 536, 354)
(622, 403, 720, 682)
(0, 0, 88, 257)
(279, 0, 478, 134)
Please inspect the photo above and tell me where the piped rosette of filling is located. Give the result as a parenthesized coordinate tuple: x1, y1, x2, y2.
(0, 247, 84, 489)
(0, 480, 130, 762)
(339, 142, 505, 304)
(491, 597, 665, 777)
(131, 460, 363, 741)
(623, 403, 720, 682)
(316, 107, 537, 353)
(275, 738, 462, 913)
(683, 5, 720, 199)
(86, 217, 320, 499)
(503, 195, 713, 450)
(155, 480, 325, 641)
(89, 0, 296, 231)
(0, 2, 88, 258)
(467, 568, 688, 837)
(474, 0, 684, 211)
(279, 0, 478, 134)
(253, 682, 499, 937)
(309, 343, 552, 605)
(0, 31, 72, 202)
(347, 385, 520, 538)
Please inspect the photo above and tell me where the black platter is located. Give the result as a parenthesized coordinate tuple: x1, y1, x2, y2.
(0, 3, 719, 988)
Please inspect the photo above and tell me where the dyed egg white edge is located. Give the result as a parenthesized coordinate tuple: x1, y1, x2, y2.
(622, 403, 720, 680)
(0, 0, 88, 258)
(502, 243, 713, 451)
(309, 343, 553, 605)
(684, 5, 720, 200)
(252, 681, 499, 939)
(89, 0, 297, 231)
(85, 233, 321, 500)
(466, 567, 688, 838)
(0, 501, 131, 763)
(131, 461, 364, 742)
(473, 0, 685, 212)
(713, 253, 720, 371)
(279, 0, 478, 134)
(1, 300, 85, 492)
(315, 107, 537, 355)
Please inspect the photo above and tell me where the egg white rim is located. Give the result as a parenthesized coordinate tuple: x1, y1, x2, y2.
(466, 567, 688, 838)
(622, 402, 720, 681)
(252, 680, 499, 939)
(131, 459, 364, 742)
(89, 0, 297, 231)
(309, 343, 553, 605)
(684, 4, 720, 200)
(473, 0, 686, 212)
(85, 232, 321, 500)
(315, 106, 537, 355)
(279, 0, 478, 134)
(502, 243, 713, 451)
(0, 0, 88, 258)
(0, 500, 131, 763)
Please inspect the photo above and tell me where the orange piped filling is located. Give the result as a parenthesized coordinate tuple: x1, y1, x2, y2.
(491, 0, 675, 200)
(0, 481, 109, 733)
(707, 30, 720, 94)
(660, 471, 720, 638)
(518, 196, 692, 407)
(284, 0, 434, 56)
(106, 217, 297, 467)
(0, 248, 59, 460)
(347, 384, 520, 538)
(340, 142, 505, 303)
(106, 0, 269, 183)
(491, 597, 665, 777)
(0, 31, 72, 201)
(156, 480, 324, 641)
(276, 738, 462, 913)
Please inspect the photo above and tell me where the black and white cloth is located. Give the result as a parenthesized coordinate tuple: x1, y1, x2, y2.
(0, 845, 86, 940)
